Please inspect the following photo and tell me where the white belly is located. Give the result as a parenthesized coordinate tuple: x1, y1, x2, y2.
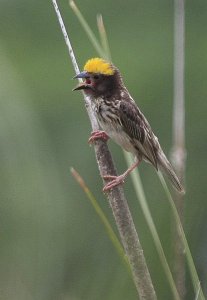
(99, 120, 136, 155)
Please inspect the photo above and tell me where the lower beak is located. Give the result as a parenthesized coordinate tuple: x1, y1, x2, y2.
(72, 82, 88, 91)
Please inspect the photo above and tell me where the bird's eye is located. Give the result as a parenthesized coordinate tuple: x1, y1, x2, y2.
(93, 75, 99, 80)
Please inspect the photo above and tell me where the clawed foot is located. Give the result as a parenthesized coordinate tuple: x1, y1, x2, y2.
(103, 174, 125, 192)
(88, 130, 109, 144)
(102, 160, 140, 192)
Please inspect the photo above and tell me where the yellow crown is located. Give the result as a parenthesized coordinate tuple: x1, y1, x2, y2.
(84, 58, 114, 75)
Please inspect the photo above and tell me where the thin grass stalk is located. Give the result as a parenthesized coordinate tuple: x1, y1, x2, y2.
(52, 1, 157, 298)
(195, 283, 201, 300)
(158, 173, 205, 300)
(70, 167, 130, 273)
(69, 0, 106, 59)
(125, 152, 180, 300)
(97, 14, 112, 61)
(172, 0, 186, 297)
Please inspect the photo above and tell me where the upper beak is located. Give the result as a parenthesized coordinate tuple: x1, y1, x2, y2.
(73, 71, 89, 79)
(73, 71, 90, 91)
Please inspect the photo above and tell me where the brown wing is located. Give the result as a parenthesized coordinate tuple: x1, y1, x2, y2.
(119, 100, 158, 169)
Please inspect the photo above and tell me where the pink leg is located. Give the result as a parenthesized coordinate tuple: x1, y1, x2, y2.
(103, 160, 140, 192)
(88, 130, 109, 144)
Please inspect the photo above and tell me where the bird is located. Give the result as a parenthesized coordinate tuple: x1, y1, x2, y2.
(73, 57, 185, 194)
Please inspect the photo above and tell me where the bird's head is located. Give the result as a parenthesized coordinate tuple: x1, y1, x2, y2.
(73, 58, 121, 98)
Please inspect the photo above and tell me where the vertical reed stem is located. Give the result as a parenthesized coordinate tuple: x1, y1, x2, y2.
(172, 0, 186, 298)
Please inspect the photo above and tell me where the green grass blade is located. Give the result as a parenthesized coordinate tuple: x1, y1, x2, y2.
(71, 167, 131, 273)
(124, 152, 181, 300)
(158, 172, 205, 300)
(195, 282, 201, 300)
(97, 14, 112, 61)
(69, 1, 106, 59)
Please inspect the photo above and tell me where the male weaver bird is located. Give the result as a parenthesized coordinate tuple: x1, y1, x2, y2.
(73, 57, 184, 194)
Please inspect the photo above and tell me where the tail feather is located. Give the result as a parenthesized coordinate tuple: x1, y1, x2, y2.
(157, 152, 185, 194)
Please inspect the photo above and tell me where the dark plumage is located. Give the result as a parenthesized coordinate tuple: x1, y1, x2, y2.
(73, 58, 184, 194)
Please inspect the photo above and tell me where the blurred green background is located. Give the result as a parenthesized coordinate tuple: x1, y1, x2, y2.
(0, 0, 207, 299)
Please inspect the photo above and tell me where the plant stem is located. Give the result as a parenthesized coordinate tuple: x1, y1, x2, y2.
(70, 167, 131, 273)
(97, 14, 112, 61)
(52, 1, 157, 298)
(125, 153, 180, 300)
(158, 173, 205, 300)
(172, 0, 186, 298)
(70, 0, 106, 59)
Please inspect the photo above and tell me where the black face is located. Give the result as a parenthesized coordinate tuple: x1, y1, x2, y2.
(73, 72, 117, 98)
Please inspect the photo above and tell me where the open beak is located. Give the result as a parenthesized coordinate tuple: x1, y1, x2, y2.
(72, 71, 90, 91)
